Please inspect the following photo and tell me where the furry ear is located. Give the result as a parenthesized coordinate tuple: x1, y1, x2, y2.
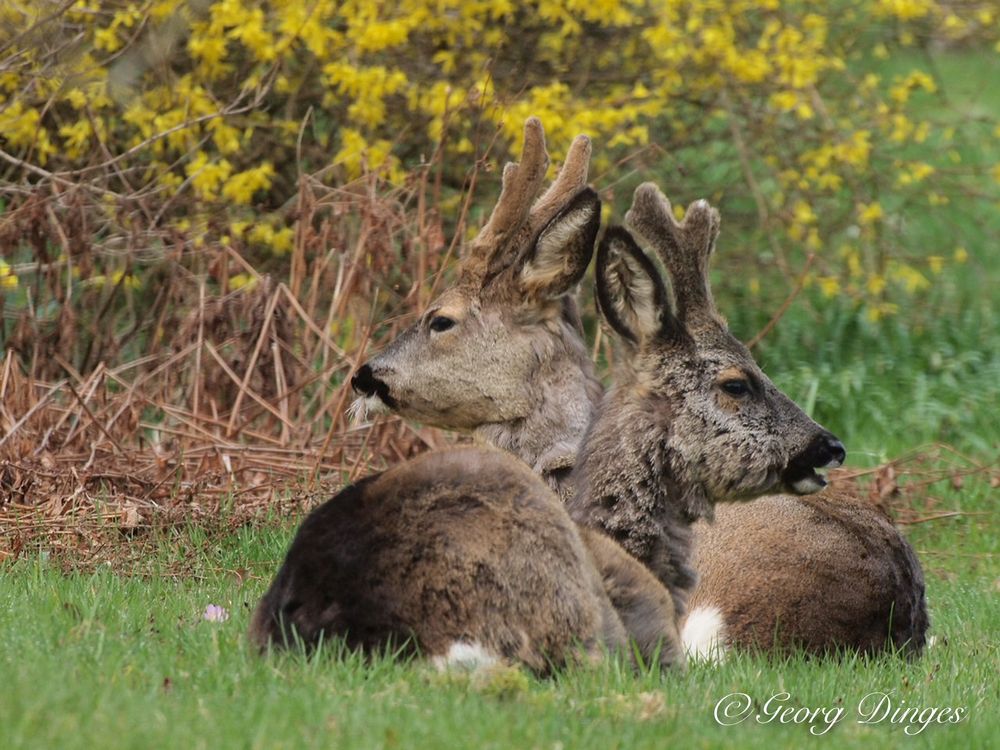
(595, 227, 675, 344)
(518, 187, 601, 300)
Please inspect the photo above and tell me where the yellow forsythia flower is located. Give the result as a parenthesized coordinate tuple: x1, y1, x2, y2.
(0, 259, 18, 288)
(222, 164, 275, 205)
(857, 202, 883, 225)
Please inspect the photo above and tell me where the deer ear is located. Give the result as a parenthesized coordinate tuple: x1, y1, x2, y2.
(518, 188, 600, 300)
(595, 226, 675, 344)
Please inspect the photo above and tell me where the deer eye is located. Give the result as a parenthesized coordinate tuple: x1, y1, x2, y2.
(429, 315, 456, 333)
(720, 379, 751, 397)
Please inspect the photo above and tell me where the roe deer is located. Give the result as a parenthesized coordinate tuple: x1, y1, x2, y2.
(354, 177, 927, 657)
(252, 119, 682, 673)
(351, 119, 602, 494)
(569, 201, 845, 620)
(249, 446, 678, 674)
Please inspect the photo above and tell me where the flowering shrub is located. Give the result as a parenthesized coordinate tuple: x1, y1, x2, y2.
(0, 0, 998, 322)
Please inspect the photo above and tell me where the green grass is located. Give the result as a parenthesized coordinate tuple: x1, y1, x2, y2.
(1, 503, 996, 750)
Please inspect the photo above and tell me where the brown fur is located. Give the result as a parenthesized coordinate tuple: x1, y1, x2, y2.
(689, 488, 927, 655)
(580, 527, 683, 667)
(249, 447, 686, 672)
(355, 176, 927, 657)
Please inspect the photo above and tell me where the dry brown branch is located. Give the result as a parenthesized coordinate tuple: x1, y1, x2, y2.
(202, 341, 294, 432)
(746, 252, 817, 349)
(0, 379, 67, 449)
(0, 155, 454, 565)
(225, 286, 282, 436)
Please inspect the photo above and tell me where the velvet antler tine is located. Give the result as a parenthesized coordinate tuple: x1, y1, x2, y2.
(528, 134, 592, 231)
(458, 118, 596, 288)
(625, 182, 720, 322)
(476, 117, 550, 248)
(626, 182, 682, 258)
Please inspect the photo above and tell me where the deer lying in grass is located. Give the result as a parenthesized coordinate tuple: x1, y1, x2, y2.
(253, 119, 844, 673)
(250, 445, 680, 674)
(580, 188, 925, 657)
(352, 130, 927, 657)
(251, 119, 682, 673)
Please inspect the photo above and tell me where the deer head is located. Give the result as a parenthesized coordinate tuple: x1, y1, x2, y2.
(585, 183, 846, 519)
(352, 118, 602, 478)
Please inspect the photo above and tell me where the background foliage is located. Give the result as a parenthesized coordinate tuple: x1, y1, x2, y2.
(3, 0, 999, 318)
(0, 1, 997, 514)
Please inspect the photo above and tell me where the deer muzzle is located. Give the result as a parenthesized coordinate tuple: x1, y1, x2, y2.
(781, 431, 846, 495)
(351, 364, 397, 409)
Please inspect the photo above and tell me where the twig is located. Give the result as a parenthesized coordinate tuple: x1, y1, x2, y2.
(720, 89, 789, 276)
(308, 322, 373, 487)
(281, 284, 348, 358)
(63, 379, 125, 456)
(0, 0, 77, 57)
(0, 379, 67, 449)
(428, 123, 504, 299)
(0, 147, 118, 197)
(348, 417, 380, 482)
(746, 252, 816, 350)
(202, 341, 295, 431)
(898, 511, 966, 525)
(225, 286, 281, 437)
(272, 341, 290, 445)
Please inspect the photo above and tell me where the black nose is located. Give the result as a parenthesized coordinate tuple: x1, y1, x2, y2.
(352, 364, 376, 396)
(814, 433, 846, 468)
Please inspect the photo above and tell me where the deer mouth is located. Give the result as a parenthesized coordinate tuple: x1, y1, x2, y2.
(781, 433, 846, 495)
(782, 466, 829, 495)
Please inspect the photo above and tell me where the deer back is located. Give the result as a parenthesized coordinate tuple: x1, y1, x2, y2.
(250, 446, 629, 673)
(688, 488, 928, 655)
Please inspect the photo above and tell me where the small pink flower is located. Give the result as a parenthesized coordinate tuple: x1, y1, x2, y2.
(203, 604, 230, 623)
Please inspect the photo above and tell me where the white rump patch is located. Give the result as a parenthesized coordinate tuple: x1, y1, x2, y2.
(432, 641, 499, 672)
(346, 395, 388, 425)
(681, 606, 728, 664)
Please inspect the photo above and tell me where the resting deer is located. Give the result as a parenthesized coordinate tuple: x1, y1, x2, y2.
(352, 128, 927, 657)
(254, 120, 846, 672)
(251, 120, 682, 673)
(250, 445, 683, 674)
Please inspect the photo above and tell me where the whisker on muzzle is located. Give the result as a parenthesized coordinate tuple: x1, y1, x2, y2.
(347, 396, 371, 425)
(347, 395, 390, 425)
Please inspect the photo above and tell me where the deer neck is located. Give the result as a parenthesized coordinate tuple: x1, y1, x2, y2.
(473, 303, 602, 501)
(568, 387, 699, 618)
